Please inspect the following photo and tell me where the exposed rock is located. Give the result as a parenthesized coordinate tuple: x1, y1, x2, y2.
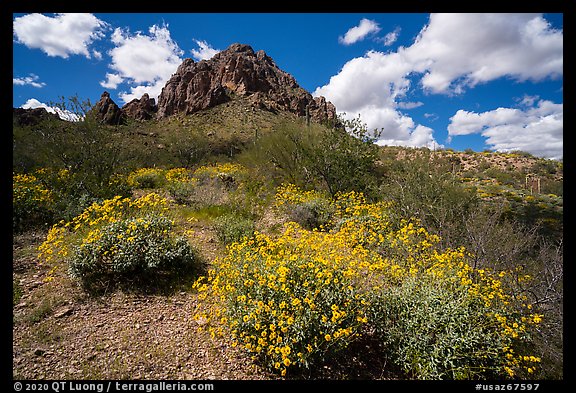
(91, 91, 124, 125)
(309, 96, 338, 124)
(13, 107, 61, 126)
(121, 93, 158, 121)
(54, 307, 74, 319)
(157, 43, 338, 124)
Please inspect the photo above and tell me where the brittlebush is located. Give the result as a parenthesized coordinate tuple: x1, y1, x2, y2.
(194, 184, 543, 379)
(38, 193, 196, 287)
(13, 172, 54, 231)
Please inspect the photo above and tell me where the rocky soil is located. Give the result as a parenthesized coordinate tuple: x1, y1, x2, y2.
(12, 228, 273, 380)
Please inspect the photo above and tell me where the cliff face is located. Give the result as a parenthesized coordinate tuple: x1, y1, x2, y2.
(156, 43, 337, 124)
(121, 93, 157, 121)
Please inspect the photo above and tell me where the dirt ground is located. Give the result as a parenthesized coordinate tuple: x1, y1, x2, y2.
(12, 228, 274, 381)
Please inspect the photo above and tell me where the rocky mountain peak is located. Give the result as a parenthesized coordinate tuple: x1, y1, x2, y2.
(91, 91, 124, 125)
(156, 43, 337, 124)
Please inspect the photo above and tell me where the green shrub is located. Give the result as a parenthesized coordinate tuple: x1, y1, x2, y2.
(274, 183, 334, 230)
(369, 277, 506, 379)
(166, 181, 196, 204)
(38, 193, 198, 290)
(69, 213, 195, 285)
(213, 213, 255, 245)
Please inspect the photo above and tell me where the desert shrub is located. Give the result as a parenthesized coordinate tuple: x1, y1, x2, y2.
(483, 167, 518, 186)
(37, 193, 197, 289)
(254, 118, 380, 197)
(193, 163, 248, 186)
(287, 199, 335, 231)
(69, 214, 195, 284)
(166, 181, 197, 204)
(164, 168, 198, 204)
(274, 183, 334, 230)
(193, 221, 371, 377)
(369, 277, 504, 379)
(13, 172, 54, 231)
(168, 163, 249, 208)
(379, 157, 478, 247)
(127, 167, 166, 189)
(193, 186, 543, 379)
(213, 213, 255, 245)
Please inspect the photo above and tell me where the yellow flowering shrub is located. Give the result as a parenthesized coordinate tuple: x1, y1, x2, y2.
(194, 221, 372, 376)
(274, 183, 334, 230)
(194, 184, 544, 379)
(37, 193, 196, 288)
(127, 167, 166, 189)
(274, 183, 326, 208)
(165, 168, 191, 183)
(193, 163, 248, 183)
(164, 168, 198, 204)
(13, 172, 54, 231)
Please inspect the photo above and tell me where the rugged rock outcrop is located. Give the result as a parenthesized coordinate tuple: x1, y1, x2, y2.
(121, 93, 157, 121)
(91, 91, 124, 125)
(156, 43, 337, 124)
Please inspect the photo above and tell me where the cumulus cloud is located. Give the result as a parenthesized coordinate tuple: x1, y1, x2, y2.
(191, 39, 220, 61)
(315, 13, 562, 150)
(448, 99, 563, 159)
(13, 73, 45, 88)
(339, 18, 381, 45)
(105, 24, 184, 103)
(314, 50, 436, 148)
(100, 73, 124, 89)
(13, 13, 108, 58)
(21, 98, 81, 122)
(405, 13, 563, 94)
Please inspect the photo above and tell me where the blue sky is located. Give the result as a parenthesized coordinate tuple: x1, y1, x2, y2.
(13, 13, 563, 159)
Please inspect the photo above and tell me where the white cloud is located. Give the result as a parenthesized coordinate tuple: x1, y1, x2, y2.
(397, 101, 423, 110)
(191, 39, 220, 61)
(405, 13, 563, 94)
(314, 50, 436, 148)
(106, 24, 183, 103)
(118, 80, 167, 104)
(517, 94, 540, 108)
(92, 50, 103, 60)
(21, 98, 81, 122)
(339, 18, 381, 45)
(13, 13, 108, 58)
(381, 27, 401, 46)
(100, 73, 124, 89)
(346, 107, 440, 149)
(315, 13, 562, 151)
(13, 73, 45, 88)
(448, 99, 563, 159)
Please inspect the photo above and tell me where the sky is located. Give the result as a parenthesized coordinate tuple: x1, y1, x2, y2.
(12, 13, 563, 160)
